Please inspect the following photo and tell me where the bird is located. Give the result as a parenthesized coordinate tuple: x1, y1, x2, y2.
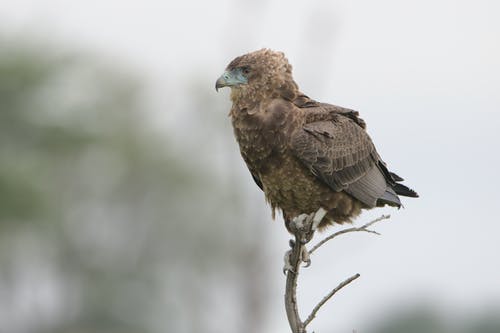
(215, 49, 418, 238)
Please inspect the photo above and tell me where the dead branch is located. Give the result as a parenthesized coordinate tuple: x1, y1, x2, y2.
(284, 233, 306, 333)
(303, 273, 361, 328)
(283, 214, 390, 333)
(309, 214, 391, 255)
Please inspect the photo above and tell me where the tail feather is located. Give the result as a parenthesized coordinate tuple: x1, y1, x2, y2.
(389, 172, 404, 182)
(378, 188, 402, 207)
(393, 183, 419, 198)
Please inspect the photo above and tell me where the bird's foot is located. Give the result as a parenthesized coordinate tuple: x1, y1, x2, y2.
(290, 208, 328, 243)
(283, 208, 328, 274)
(283, 249, 294, 275)
(283, 240, 311, 275)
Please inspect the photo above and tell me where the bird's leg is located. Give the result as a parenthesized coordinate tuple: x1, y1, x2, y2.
(283, 208, 328, 274)
(311, 207, 327, 231)
(294, 208, 328, 243)
(283, 213, 310, 274)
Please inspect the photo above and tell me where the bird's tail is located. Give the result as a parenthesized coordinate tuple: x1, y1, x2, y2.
(378, 163, 419, 198)
(393, 183, 419, 198)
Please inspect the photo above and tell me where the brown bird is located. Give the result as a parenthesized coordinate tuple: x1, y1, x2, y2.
(216, 49, 418, 237)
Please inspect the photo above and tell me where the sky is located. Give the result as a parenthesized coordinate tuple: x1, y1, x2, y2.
(1, 0, 499, 332)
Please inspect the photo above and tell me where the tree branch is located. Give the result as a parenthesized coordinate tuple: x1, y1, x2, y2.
(309, 214, 391, 255)
(284, 234, 306, 333)
(283, 214, 391, 332)
(303, 273, 361, 328)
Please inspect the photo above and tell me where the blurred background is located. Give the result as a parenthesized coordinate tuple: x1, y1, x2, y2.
(0, 0, 499, 332)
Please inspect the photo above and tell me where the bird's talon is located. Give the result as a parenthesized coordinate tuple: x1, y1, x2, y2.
(302, 258, 311, 268)
(300, 244, 311, 268)
(283, 249, 294, 275)
(283, 243, 312, 273)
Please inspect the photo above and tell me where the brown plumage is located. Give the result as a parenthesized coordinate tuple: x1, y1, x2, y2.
(216, 49, 418, 231)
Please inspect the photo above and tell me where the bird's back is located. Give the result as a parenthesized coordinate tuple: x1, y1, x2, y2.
(290, 94, 418, 207)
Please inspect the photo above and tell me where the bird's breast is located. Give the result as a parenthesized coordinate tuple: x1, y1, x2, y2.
(231, 105, 362, 227)
(232, 111, 319, 209)
(231, 106, 291, 170)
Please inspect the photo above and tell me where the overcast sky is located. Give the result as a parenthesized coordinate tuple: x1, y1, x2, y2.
(1, 0, 499, 332)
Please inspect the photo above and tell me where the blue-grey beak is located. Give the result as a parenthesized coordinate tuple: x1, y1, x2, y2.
(215, 73, 228, 92)
(215, 69, 248, 92)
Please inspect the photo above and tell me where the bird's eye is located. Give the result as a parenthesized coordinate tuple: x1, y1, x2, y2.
(242, 67, 251, 75)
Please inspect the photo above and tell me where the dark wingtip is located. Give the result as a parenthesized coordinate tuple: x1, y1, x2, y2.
(393, 183, 419, 198)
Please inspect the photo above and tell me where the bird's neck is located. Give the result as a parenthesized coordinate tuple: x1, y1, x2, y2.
(230, 85, 271, 111)
(230, 75, 300, 108)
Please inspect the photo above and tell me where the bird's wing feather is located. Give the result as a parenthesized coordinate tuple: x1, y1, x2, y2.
(240, 154, 263, 191)
(290, 113, 391, 207)
(292, 95, 367, 129)
(251, 172, 263, 190)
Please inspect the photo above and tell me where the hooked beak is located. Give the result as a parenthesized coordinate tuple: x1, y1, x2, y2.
(215, 74, 227, 92)
(215, 69, 248, 92)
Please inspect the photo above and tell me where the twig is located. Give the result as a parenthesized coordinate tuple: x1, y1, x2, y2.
(309, 214, 391, 255)
(303, 273, 361, 328)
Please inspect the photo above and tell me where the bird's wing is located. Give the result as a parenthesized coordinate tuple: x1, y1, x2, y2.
(250, 171, 263, 190)
(240, 154, 263, 191)
(292, 94, 367, 128)
(290, 112, 398, 207)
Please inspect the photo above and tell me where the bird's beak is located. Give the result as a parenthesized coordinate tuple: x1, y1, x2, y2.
(215, 74, 227, 92)
(215, 69, 248, 92)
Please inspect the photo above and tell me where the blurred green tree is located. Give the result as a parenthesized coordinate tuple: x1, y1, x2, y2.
(369, 304, 500, 333)
(0, 37, 270, 333)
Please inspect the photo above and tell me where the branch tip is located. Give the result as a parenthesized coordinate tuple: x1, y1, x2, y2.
(309, 214, 391, 255)
(303, 273, 361, 328)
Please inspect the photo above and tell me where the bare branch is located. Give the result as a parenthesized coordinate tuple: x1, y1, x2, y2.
(303, 273, 361, 328)
(283, 213, 390, 332)
(284, 234, 306, 333)
(309, 214, 391, 255)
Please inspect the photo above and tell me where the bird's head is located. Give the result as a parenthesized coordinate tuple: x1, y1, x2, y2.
(216, 49, 298, 104)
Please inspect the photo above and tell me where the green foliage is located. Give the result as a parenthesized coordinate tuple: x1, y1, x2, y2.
(0, 38, 269, 333)
(371, 305, 500, 333)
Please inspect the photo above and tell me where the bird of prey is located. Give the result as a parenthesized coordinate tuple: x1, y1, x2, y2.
(216, 49, 417, 235)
